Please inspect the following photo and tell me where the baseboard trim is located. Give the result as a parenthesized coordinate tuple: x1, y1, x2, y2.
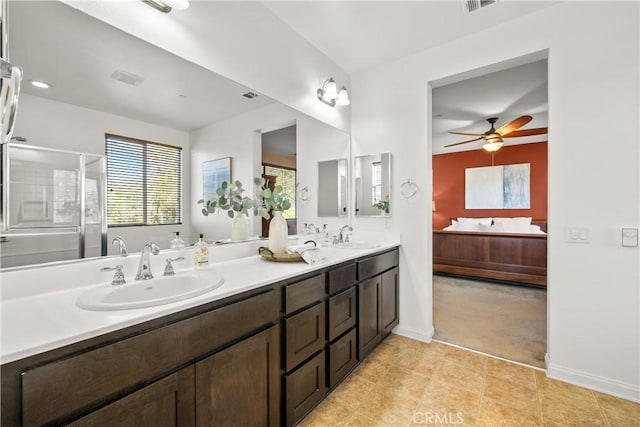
(392, 325, 435, 343)
(544, 353, 550, 369)
(547, 362, 640, 403)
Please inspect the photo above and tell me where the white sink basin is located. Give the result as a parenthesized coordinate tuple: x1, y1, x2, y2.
(76, 271, 224, 311)
(332, 241, 381, 250)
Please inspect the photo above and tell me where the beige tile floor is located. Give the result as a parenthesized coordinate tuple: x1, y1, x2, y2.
(300, 335, 639, 427)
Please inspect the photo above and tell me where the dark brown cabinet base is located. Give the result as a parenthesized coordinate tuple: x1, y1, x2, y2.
(195, 325, 280, 426)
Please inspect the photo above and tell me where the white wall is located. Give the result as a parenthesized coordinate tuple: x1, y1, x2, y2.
(63, 1, 350, 133)
(350, 1, 639, 401)
(13, 94, 193, 253)
(190, 102, 350, 242)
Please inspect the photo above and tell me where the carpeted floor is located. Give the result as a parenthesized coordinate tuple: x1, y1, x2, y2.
(433, 274, 547, 368)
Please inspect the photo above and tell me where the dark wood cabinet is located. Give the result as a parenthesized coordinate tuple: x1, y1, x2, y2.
(195, 325, 280, 427)
(284, 351, 328, 426)
(381, 267, 399, 337)
(357, 249, 400, 359)
(358, 276, 381, 359)
(328, 328, 357, 388)
(285, 302, 326, 371)
(328, 287, 357, 342)
(69, 368, 194, 427)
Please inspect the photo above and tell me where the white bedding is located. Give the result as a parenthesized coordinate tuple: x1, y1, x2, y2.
(443, 217, 546, 234)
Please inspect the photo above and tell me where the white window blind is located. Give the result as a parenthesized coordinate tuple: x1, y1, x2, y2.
(106, 134, 182, 226)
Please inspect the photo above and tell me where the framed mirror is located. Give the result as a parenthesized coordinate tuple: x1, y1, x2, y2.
(354, 153, 391, 217)
(317, 159, 347, 217)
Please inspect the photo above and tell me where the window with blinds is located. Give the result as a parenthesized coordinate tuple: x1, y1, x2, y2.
(106, 134, 182, 226)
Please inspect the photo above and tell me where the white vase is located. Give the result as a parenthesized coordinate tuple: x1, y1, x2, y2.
(231, 213, 248, 241)
(268, 211, 288, 253)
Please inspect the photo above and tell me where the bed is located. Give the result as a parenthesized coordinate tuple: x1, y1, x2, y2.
(433, 218, 547, 287)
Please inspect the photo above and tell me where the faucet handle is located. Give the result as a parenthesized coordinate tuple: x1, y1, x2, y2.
(101, 265, 126, 286)
(164, 257, 185, 276)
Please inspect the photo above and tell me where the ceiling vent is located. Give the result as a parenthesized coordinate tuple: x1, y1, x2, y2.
(463, 0, 497, 13)
(242, 91, 259, 99)
(111, 70, 144, 86)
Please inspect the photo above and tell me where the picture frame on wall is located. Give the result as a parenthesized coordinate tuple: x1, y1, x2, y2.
(203, 157, 232, 201)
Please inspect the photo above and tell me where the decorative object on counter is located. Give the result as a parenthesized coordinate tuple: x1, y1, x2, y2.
(300, 186, 311, 201)
(258, 246, 303, 262)
(197, 177, 292, 250)
(316, 77, 350, 107)
(197, 180, 263, 241)
(373, 195, 390, 214)
(400, 178, 419, 198)
(202, 157, 232, 202)
(286, 241, 324, 264)
(194, 234, 209, 270)
(170, 231, 185, 249)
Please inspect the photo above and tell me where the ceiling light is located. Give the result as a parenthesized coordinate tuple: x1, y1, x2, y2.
(30, 80, 51, 89)
(317, 78, 350, 108)
(482, 133, 504, 152)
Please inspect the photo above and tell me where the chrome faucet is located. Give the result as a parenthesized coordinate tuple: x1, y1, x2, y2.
(136, 242, 160, 280)
(112, 236, 128, 257)
(339, 225, 353, 243)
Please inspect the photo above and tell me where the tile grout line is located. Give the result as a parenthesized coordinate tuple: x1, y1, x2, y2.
(533, 368, 545, 426)
(592, 389, 612, 427)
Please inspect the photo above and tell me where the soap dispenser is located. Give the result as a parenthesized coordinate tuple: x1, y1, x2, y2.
(194, 233, 209, 270)
(170, 231, 185, 249)
(321, 224, 329, 247)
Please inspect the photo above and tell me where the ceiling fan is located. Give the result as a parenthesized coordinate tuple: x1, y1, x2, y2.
(445, 115, 548, 152)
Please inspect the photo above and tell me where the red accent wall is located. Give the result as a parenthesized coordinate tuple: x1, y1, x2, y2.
(432, 142, 548, 230)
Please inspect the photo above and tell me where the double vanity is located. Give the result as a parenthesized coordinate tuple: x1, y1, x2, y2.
(1, 238, 400, 426)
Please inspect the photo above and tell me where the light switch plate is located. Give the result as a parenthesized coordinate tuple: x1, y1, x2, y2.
(622, 228, 638, 247)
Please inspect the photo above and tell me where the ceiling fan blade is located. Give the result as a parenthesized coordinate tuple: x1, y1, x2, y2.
(496, 115, 532, 136)
(448, 131, 485, 136)
(502, 127, 548, 138)
(444, 137, 484, 148)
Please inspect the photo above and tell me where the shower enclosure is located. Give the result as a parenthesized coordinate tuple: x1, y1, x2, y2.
(0, 142, 107, 268)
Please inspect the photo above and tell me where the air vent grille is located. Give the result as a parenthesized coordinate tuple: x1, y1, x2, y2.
(111, 70, 144, 86)
(463, 0, 497, 13)
(242, 91, 259, 99)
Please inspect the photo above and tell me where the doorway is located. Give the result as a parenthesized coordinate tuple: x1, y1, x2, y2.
(261, 125, 297, 237)
(430, 55, 549, 368)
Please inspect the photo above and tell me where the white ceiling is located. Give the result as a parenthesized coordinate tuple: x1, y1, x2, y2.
(9, 1, 274, 132)
(263, 1, 559, 74)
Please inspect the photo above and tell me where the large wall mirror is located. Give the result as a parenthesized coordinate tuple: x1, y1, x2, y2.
(317, 159, 347, 217)
(354, 152, 391, 217)
(2, 0, 350, 268)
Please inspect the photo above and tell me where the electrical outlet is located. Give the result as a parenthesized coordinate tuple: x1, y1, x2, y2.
(622, 228, 638, 247)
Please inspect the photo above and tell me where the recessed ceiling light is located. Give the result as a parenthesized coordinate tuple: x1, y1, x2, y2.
(30, 80, 51, 89)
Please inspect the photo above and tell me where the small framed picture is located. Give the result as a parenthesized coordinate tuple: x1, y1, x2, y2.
(203, 157, 232, 200)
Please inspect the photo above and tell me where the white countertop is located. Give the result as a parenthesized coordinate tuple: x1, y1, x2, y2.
(0, 239, 399, 365)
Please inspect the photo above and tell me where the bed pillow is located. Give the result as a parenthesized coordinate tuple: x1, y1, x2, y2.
(457, 218, 481, 231)
(458, 217, 492, 226)
(529, 224, 546, 234)
(493, 217, 532, 233)
(479, 222, 505, 232)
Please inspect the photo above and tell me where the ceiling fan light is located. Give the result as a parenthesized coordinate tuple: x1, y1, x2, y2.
(483, 141, 504, 152)
(336, 86, 350, 106)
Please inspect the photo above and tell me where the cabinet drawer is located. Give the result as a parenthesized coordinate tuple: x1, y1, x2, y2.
(21, 290, 279, 426)
(285, 351, 328, 427)
(285, 302, 326, 371)
(358, 249, 399, 280)
(328, 263, 357, 295)
(328, 328, 357, 389)
(328, 287, 356, 342)
(285, 274, 325, 314)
